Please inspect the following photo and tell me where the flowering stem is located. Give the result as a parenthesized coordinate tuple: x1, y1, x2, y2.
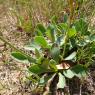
(0, 34, 35, 62)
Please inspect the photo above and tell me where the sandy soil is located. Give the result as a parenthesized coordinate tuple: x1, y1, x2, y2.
(0, 2, 95, 95)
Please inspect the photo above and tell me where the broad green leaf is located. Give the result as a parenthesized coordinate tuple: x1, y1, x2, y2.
(37, 57, 44, 64)
(11, 52, 27, 60)
(68, 28, 76, 37)
(65, 52, 76, 60)
(46, 28, 55, 42)
(63, 69, 75, 78)
(58, 23, 68, 32)
(34, 36, 48, 48)
(57, 73, 66, 89)
(51, 47, 60, 62)
(49, 59, 57, 64)
(39, 74, 53, 85)
(47, 24, 55, 32)
(71, 64, 88, 78)
(39, 76, 45, 85)
(11, 52, 36, 63)
(35, 49, 41, 58)
(24, 45, 35, 51)
(56, 35, 64, 46)
(36, 23, 46, 35)
(41, 58, 49, 68)
(46, 24, 56, 42)
(11, 52, 29, 63)
(36, 30, 43, 36)
(36, 57, 49, 68)
(49, 59, 58, 72)
(28, 64, 46, 74)
(24, 42, 40, 51)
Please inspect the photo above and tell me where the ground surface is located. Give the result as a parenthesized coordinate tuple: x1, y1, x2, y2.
(0, 2, 95, 95)
(0, 5, 33, 95)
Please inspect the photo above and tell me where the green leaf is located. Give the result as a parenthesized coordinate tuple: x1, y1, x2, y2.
(68, 28, 76, 37)
(46, 26, 55, 42)
(63, 69, 75, 78)
(24, 42, 41, 51)
(36, 23, 46, 35)
(11, 52, 27, 60)
(51, 47, 60, 62)
(46, 24, 57, 42)
(28, 64, 46, 74)
(34, 36, 48, 48)
(58, 23, 68, 32)
(71, 64, 88, 78)
(49, 59, 58, 72)
(65, 52, 76, 60)
(49, 59, 57, 64)
(37, 56, 44, 64)
(39, 76, 45, 85)
(36, 30, 43, 36)
(39, 74, 53, 85)
(41, 58, 50, 68)
(11, 52, 36, 63)
(35, 49, 41, 58)
(57, 73, 66, 89)
(56, 35, 64, 46)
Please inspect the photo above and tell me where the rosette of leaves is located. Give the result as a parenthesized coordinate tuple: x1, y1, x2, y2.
(11, 18, 95, 93)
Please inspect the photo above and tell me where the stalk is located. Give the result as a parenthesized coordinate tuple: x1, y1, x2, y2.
(63, 32, 68, 58)
(0, 35, 35, 63)
(63, 0, 74, 58)
(68, 0, 74, 24)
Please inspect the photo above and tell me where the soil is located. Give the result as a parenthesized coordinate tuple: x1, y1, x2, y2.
(0, 4, 32, 95)
(0, 2, 95, 95)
